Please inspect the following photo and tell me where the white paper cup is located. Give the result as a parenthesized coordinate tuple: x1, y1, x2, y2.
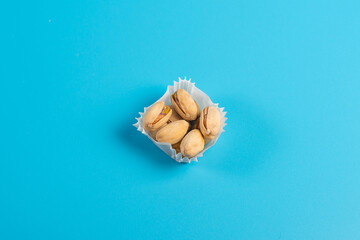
(133, 77, 227, 163)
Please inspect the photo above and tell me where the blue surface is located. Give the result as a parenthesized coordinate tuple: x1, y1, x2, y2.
(1, 1, 360, 239)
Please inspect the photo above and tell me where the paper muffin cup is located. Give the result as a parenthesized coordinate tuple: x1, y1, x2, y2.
(133, 77, 227, 163)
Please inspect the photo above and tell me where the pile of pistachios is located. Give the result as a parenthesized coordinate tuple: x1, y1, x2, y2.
(142, 89, 221, 158)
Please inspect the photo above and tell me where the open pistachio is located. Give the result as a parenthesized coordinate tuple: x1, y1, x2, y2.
(167, 105, 183, 123)
(200, 106, 221, 140)
(156, 120, 190, 144)
(180, 129, 205, 158)
(143, 101, 172, 131)
(171, 89, 200, 121)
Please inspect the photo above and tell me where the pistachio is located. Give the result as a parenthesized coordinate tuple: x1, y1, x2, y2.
(200, 106, 221, 140)
(143, 101, 172, 131)
(167, 105, 183, 123)
(171, 89, 200, 121)
(180, 129, 205, 158)
(156, 120, 190, 144)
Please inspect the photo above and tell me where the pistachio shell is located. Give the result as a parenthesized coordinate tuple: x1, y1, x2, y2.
(143, 102, 172, 131)
(167, 105, 183, 123)
(171, 89, 200, 121)
(156, 120, 190, 144)
(180, 129, 205, 158)
(200, 106, 221, 140)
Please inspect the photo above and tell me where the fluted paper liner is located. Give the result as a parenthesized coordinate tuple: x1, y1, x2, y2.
(133, 77, 227, 163)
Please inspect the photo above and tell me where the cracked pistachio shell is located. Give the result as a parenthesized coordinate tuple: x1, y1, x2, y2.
(143, 102, 172, 131)
(155, 120, 190, 144)
(171, 89, 200, 121)
(167, 105, 183, 123)
(200, 106, 221, 140)
(180, 129, 205, 158)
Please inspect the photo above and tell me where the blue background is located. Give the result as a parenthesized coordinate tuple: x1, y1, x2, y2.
(1, 0, 360, 239)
